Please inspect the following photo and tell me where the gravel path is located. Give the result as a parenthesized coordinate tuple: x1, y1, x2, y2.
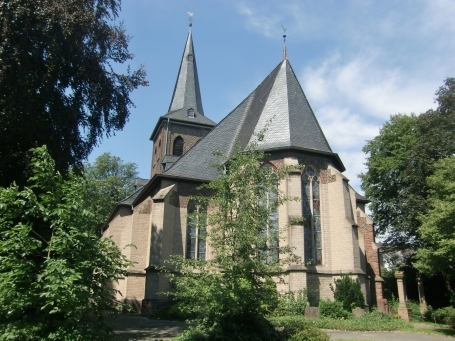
(108, 315, 455, 341)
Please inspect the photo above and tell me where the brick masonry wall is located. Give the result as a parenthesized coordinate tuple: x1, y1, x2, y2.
(357, 207, 384, 306)
(151, 122, 212, 177)
(129, 197, 153, 272)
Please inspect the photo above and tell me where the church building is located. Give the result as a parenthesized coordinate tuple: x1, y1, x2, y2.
(102, 26, 385, 314)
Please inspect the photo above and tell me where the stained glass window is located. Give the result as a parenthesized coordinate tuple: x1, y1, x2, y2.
(302, 166, 322, 265)
(186, 202, 206, 261)
(259, 166, 279, 263)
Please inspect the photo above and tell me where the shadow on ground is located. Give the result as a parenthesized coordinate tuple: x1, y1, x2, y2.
(106, 314, 189, 341)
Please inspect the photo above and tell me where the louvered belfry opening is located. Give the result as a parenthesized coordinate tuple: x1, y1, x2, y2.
(173, 136, 184, 156)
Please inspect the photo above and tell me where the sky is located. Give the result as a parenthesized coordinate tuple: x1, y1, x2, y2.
(88, 0, 455, 193)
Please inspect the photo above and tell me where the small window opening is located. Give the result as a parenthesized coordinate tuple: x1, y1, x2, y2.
(187, 108, 195, 118)
(188, 54, 194, 62)
(173, 136, 184, 156)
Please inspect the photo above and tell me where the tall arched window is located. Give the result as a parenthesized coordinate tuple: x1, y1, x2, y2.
(259, 165, 279, 263)
(186, 201, 206, 260)
(173, 136, 184, 156)
(302, 165, 322, 265)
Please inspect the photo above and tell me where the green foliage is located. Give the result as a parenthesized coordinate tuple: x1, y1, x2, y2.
(273, 289, 308, 316)
(319, 299, 352, 319)
(331, 274, 365, 311)
(165, 143, 301, 339)
(288, 328, 330, 341)
(317, 310, 407, 331)
(415, 156, 455, 280)
(360, 77, 455, 254)
(270, 311, 408, 332)
(268, 316, 330, 341)
(0, 0, 148, 187)
(176, 315, 283, 341)
(430, 307, 455, 328)
(85, 153, 139, 228)
(0, 146, 133, 340)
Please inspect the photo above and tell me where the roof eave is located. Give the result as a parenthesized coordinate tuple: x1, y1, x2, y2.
(263, 146, 346, 172)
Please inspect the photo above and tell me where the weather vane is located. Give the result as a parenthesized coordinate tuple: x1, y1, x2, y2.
(281, 25, 287, 43)
(188, 12, 193, 27)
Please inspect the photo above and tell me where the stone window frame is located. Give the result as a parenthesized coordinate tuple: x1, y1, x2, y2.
(302, 164, 323, 266)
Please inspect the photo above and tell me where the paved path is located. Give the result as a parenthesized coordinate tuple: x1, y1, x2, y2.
(326, 330, 454, 341)
(108, 315, 455, 341)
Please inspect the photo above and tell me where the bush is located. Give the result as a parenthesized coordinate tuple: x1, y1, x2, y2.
(268, 316, 329, 341)
(176, 315, 284, 341)
(273, 289, 308, 316)
(288, 328, 330, 341)
(319, 299, 352, 319)
(314, 309, 408, 331)
(330, 274, 365, 311)
(432, 307, 455, 328)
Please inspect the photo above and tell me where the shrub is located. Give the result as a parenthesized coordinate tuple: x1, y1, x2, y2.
(319, 299, 352, 319)
(330, 274, 365, 311)
(288, 328, 330, 341)
(176, 315, 284, 341)
(314, 309, 408, 331)
(432, 307, 455, 328)
(268, 316, 329, 341)
(273, 289, 308, 316)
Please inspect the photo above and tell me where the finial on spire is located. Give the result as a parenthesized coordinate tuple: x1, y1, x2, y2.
(188, 12, 193, 29)
(281, 25, 288, 60)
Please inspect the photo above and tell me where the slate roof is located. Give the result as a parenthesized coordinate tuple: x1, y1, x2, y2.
(150, 29, 215, 140)
(120, 181, 147, 205)
(355, 191, 369, 203)
(163, 58, 343, 181)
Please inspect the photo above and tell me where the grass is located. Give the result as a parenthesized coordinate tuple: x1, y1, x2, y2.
(269, 310, 455, 338)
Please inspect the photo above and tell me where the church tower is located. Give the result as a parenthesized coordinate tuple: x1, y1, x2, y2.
(150, 25, 216, 176)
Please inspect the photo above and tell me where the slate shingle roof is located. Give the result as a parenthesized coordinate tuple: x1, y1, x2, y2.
(150, 30, 215, 140)
(164, 59, 342, 181)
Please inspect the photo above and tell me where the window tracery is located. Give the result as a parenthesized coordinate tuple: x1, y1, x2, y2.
(186, 202, 206, 260)
(302, 165, 322, 265)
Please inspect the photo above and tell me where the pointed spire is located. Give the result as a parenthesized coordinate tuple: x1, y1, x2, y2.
(168, 17, 204, 115)
(282, 25, 288, 60)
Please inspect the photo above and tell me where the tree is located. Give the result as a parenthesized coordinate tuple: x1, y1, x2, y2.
(85, 153, 139, 228)
(415, 156, 455, 290)
(0, 146, 133, 340)
(167, 145, 300, 341)
(359, 114, 420, 252)
(0, 0, 148, 188)
(360, 78, 455, 254)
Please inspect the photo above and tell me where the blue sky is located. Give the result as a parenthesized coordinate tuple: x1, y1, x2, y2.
(88, 0, 455, 193)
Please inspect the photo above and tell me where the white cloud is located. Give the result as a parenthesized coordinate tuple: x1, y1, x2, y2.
(236, 3, 282, 38)
(302, 53, 436, 121)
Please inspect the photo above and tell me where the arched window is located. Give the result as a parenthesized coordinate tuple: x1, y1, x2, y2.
(259, 165, 279, 263)
(187, 108, 195, 118)
(186, 202, 206, 260)
(173, 136, 184, 156)
(302, 165, 322, 265)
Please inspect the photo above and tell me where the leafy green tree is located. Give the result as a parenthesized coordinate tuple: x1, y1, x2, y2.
(415, 156, 455, 289)
(168, 145, 300, 341)
(0, 0, 148, 188)
(360, 78, 455, 254)
(85, 153, 139, 228)
(0, 146, 133, 340)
